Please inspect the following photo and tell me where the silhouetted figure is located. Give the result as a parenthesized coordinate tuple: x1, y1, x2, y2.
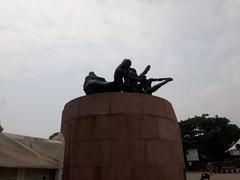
(83, 72, 116, 94)
(114, 59, 132, 86)
(138, 65, 173, 95)
(83, 59, 173, 95)
(123, 67, 142, 92)
(114, 59, 141, 92)
(139, 77, 173, 95)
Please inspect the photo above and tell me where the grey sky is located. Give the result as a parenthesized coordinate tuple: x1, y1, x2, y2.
(0, 0, 240, 138)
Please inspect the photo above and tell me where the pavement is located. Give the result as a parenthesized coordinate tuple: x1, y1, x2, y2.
(186, 172, 240, 180)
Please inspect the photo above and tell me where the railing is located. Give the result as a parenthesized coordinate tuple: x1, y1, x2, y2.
(214, 162, 240, 173)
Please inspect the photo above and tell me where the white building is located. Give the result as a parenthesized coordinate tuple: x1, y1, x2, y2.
(226, 139, 240, 156)
(0, 132, 64, 180)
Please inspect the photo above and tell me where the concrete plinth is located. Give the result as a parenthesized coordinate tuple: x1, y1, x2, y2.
(61, 92, 185, 180)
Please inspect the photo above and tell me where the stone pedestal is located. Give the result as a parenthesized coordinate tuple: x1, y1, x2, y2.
(61, 92, 185, 180)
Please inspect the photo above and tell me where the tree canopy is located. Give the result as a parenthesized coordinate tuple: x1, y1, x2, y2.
(179, 114, 240, 161)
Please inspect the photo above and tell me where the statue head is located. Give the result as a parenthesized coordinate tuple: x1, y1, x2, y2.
(121, 59, 132, 69)
(88, 71, 97, 77)
(129, 68, 137, 76)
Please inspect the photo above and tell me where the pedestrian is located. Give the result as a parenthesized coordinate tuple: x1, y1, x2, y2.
(206, 162, 214, 176)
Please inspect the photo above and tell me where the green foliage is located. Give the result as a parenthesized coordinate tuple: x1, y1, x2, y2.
(179, 114, 240, 161)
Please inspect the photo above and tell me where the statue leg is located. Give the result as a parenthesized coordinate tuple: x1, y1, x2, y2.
(147, 80, 170, 94)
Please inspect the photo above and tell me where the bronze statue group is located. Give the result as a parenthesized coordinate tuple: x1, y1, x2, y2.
(83, 59, 173, 95)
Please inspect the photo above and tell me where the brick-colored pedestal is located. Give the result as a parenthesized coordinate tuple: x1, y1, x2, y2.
(61, 92, 185, 180)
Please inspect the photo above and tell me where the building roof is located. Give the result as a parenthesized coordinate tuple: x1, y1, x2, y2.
(226, 138, 240, 156)
(0, 132, 64, 169)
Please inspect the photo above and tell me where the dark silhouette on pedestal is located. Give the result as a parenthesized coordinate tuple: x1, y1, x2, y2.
(83, 72, 114, 95)
(83, 59, 173, 95)
(137, 65, 173, 95)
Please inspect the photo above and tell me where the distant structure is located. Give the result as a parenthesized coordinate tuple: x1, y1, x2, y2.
(83, 59, 173, 95)
(0, 132, 64, 180)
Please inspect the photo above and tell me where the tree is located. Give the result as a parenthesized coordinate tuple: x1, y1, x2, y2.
(179, 114, 240, 161)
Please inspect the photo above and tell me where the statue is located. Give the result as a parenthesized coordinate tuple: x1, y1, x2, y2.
(83, 72, 116, 95)
(137, 65, 173, 95)
(113, 59, 142, 92)
(83, 59, 173, 95)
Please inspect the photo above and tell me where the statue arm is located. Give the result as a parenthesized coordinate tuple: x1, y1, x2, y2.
(139, 65, 151, 77)
(148, 77, 173, 82)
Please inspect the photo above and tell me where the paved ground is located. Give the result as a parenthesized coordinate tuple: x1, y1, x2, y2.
(186, 172, 240, 180)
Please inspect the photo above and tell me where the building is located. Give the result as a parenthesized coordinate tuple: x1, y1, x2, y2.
(0, 132, 64, 180)
(226, 138, 240, 156)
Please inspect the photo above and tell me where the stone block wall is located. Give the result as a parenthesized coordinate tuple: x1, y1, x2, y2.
(61, 92, 185, 180)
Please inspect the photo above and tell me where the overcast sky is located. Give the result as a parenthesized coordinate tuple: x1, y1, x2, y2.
(1, 0, 240, 138)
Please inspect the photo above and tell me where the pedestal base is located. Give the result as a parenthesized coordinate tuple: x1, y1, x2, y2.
(61, 92, 185, 180)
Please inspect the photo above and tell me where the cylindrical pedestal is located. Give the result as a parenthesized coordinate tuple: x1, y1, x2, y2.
(61, 92, 185, 180)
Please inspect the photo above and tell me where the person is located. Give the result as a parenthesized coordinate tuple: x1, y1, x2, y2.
(206, 162, 214, 176)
